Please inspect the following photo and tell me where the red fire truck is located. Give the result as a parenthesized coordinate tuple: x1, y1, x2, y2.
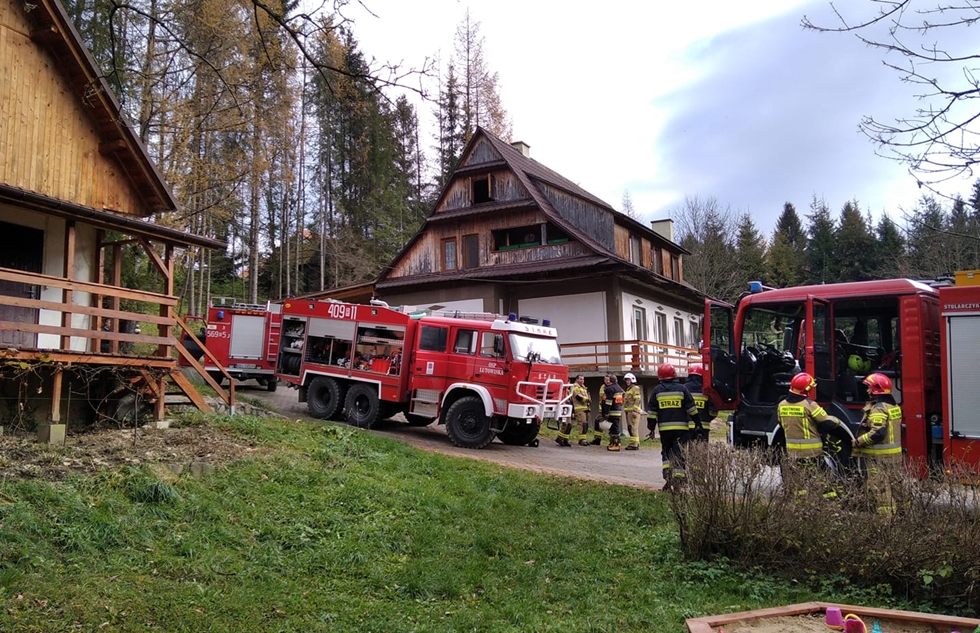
(275, 299, 572, 449)
(179, 298, 282, 391)
(702, 273, 980, 476)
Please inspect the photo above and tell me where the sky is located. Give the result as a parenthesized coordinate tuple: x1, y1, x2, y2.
(341, 1, 976, 237)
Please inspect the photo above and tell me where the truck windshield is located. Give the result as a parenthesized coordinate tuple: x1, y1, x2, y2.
(508, 334, 562, 365)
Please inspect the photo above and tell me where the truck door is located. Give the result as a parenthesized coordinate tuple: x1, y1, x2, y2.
(450, 327, 509, 397)
(807, 296, 834, 402)
(703, 299, 737, 408)
(408, 323, 451, 417)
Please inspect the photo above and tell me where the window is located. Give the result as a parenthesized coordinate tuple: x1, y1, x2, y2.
(674, 317, 685, 349)
(419, 326, 448, 351)
(632, 307, 647, 340)
(652, 246, 664, 275)
(629, 235, 639, 264)
(670, 255, 680, 280)
(442, 238, 457, 271)
(493, 223, 570, 251)
(473, 176, 493, 203)
(654, 312, 668, 364)
(480, 331, 505, 358)
(463, 234, 479, 269)
(689, 321, 700, 350)
(453, 329, 477, 354)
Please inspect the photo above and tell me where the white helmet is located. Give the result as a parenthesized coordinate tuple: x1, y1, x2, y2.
(624, 373, 636, 382)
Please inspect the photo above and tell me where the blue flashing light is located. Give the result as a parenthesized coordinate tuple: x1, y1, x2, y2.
(508, 312, 517, 321)
(542, 319, 551, 327)
(216, 310, 226, 320)
(748, 281, 764, 293)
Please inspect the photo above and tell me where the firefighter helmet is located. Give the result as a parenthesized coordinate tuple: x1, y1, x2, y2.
(657, 363, 677, 380)
(688, 365, 704, 377)
(624, 372, 636, 383)
(849, 354, 871, 373)
(863, 372, 893, 395)
(789, 372, 816, 396)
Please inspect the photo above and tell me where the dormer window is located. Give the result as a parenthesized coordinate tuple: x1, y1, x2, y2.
(473, 176, 494, 204)
(493, 223, 570, 251)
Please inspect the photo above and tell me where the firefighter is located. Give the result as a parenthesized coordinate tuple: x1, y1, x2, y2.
(622, 373, 643, 450)
(601, 374, 625, 451)
(646, 363, 699, 489)
(559, 374, 590, 447)
(853, 373, 903, 513)
(686, 365, 717, 443)
(777, 372, 846, 495)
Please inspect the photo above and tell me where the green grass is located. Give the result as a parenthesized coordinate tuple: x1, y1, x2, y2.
(0, 414, 900, 632)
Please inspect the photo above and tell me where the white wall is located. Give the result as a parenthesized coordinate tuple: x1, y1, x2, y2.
(518, 292, 606, 345)
(620, 290, 700, 373)
(0, 206, 96, 351)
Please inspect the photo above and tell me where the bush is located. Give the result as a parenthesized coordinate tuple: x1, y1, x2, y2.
(672, 442, 980, 614)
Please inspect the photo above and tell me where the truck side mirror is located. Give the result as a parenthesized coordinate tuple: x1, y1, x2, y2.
(494, 334, 505, 357)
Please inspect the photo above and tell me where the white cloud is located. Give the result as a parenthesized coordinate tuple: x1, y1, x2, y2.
(347, 0, 977, 236)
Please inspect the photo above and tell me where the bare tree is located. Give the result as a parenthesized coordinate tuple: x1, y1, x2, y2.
(621, 189, 639, 219)
(802, 2, 980, 190)
(672, 195, 742, 302)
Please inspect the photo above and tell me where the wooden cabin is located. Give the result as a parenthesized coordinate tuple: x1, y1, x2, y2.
(376, 128, 706, 389)
(0, 0, 228, 443)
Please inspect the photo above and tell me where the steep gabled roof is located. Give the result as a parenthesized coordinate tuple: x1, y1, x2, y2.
(377, 127, 699, 302)
(22, 0, 179, 216)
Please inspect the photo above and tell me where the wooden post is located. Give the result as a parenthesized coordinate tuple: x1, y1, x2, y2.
(39, 368, 66, 445)
(92, 229, 106, 353)
(60, 221, 76, 350)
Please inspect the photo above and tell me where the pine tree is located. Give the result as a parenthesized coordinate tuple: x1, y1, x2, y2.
(803, 197, 837, 284)
(734, 213, 768, 289)
(766, 203, 806, 287)
(873, 215, 906, 278)
(833, 201, 876, 282)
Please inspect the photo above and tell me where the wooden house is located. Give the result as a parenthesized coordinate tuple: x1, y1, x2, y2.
(0, 0, 229, 443)
(375, 128, 706, 382)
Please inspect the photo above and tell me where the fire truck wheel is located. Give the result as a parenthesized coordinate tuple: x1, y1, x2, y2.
(345, 384, 381, 429)
(207, 371, 224, 387)
(497, 421, 541, 446)
(308, 376, 346, 420)
(265, 378, 278, 392)
(445, 396, 494, 449)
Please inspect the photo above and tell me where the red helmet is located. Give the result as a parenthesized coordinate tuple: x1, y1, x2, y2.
(863, 372, 893, 395)
(688, 365, 704, 378)
(657, 363, 677, 380)
(789, 372, 816, 396)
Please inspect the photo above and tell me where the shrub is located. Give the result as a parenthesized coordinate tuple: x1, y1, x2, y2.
(672, 442, 980, 613)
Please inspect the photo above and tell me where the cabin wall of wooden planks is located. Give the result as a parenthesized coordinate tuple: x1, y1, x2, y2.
(0, 0, 150, 216)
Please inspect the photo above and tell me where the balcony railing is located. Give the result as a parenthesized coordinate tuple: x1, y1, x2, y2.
(561, 339, 700, 375)
(0, 266, 233, 411)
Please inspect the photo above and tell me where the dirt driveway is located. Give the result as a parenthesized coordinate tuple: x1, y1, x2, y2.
(243, 384, 666, 491)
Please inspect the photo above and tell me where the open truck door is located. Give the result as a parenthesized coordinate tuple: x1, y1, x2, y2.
(703, 299, 737, 409)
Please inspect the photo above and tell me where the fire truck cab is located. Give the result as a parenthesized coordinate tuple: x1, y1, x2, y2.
(276, 300, 572, 449)
(703, 279, 942, 473)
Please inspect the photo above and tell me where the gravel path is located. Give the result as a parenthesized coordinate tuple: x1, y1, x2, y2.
(242, 384, 666, 491)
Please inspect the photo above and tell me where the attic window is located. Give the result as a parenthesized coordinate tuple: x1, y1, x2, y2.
(473, 176, 493, 204)
(493, 223, 571, 251)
